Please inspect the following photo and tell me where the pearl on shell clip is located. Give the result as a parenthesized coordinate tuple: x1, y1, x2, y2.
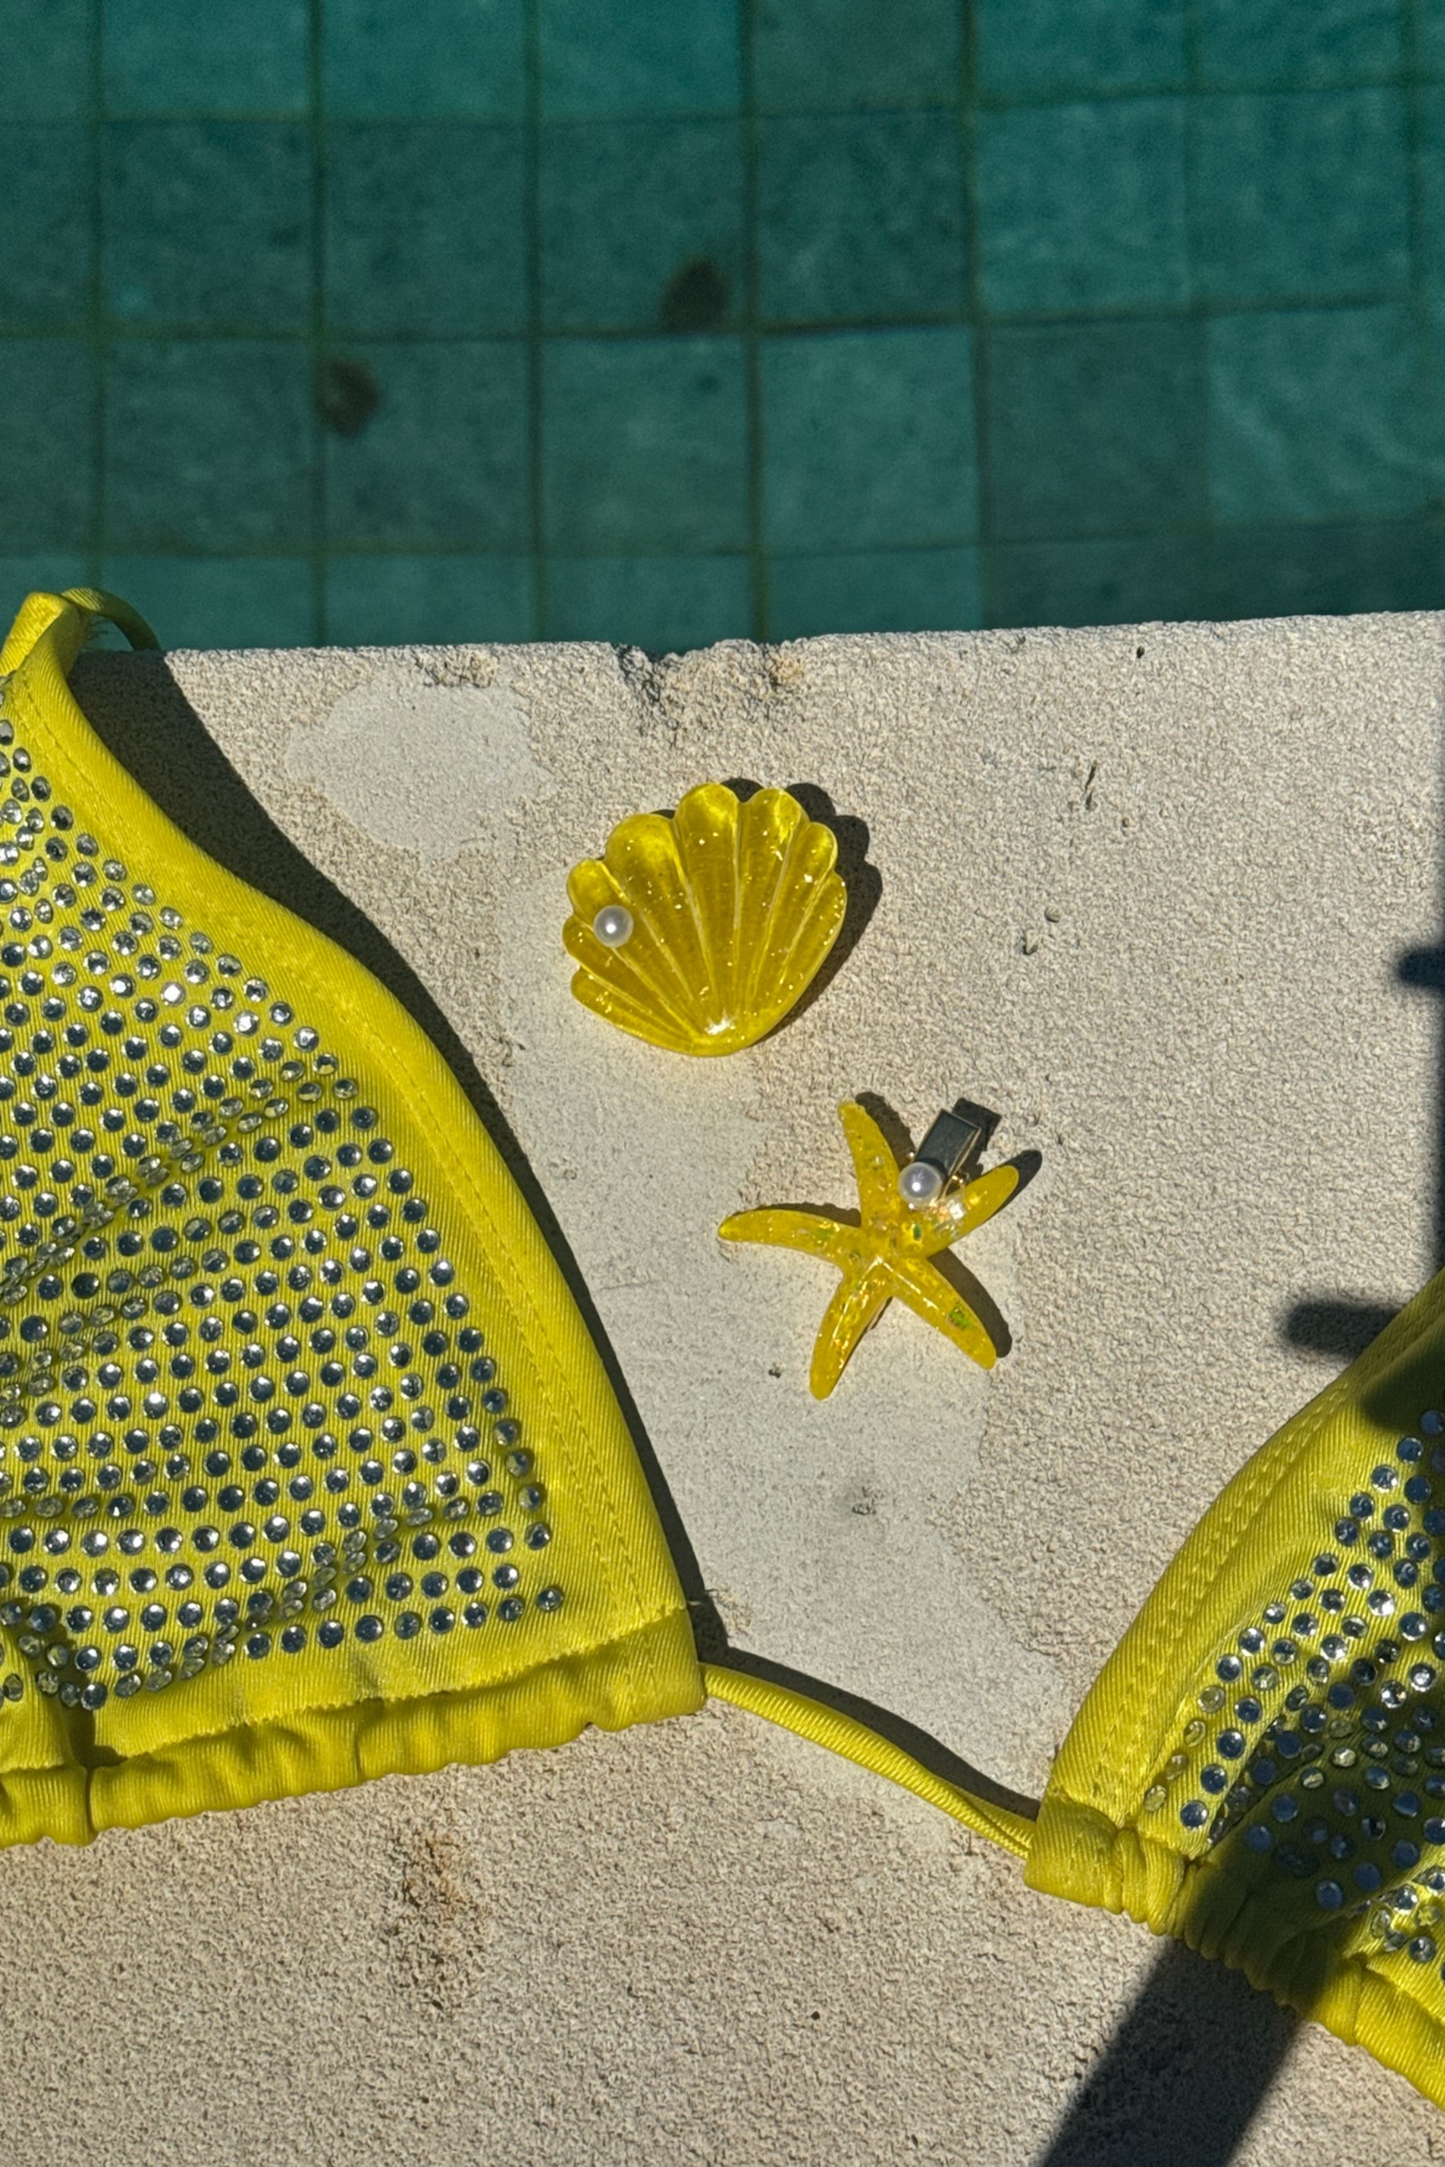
(591, 903, 634, 948)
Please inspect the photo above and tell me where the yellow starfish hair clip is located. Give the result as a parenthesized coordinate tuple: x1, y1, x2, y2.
(719, 1101, 1020, 1398)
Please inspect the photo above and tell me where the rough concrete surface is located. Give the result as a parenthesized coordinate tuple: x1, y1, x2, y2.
(11, 613, 1445, 2164)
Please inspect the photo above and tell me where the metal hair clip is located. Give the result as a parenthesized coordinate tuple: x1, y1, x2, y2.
(897, 1105, 987, 1205)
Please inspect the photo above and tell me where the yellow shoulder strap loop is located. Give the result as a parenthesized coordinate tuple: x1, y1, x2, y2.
(0, 588, 160, 679)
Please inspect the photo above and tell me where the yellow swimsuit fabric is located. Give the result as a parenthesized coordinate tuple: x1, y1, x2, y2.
(8, 586, 1445, 2116)
(0, 589, 702, 1846)
(1027, 1257, 1445, 2111)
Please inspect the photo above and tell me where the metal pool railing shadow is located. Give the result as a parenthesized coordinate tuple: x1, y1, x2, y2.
(1032, 1941, 1295, 2167)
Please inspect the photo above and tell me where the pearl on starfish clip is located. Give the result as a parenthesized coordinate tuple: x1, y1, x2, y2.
(897, 1159, 945, 1205)
(896, 1107, 985, 1206)
(719, 1099, 1018, 1398)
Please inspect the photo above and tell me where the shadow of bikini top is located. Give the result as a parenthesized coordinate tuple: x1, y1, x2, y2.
(5, 587, 1445, 2112)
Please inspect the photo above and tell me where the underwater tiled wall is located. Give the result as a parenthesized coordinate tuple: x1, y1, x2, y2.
(3, 0, 1444, 649)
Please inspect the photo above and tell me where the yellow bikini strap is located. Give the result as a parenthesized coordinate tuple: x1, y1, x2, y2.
(0, 587, 160, 679)
(703, 1662, 1037, 1859)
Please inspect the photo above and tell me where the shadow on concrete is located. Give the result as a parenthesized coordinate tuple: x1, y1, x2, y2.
(1278, 1295, 1400, 1362)
(1036, 810, 1445, 2157)
(781, 781, 882, 1023)
(1032, 1942, 1296, 2167)
(1400, 933, 1445, 1270)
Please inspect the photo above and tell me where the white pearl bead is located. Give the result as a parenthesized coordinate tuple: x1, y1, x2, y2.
(592, 904, 634, 948)
(898, 1159, 943, 1205)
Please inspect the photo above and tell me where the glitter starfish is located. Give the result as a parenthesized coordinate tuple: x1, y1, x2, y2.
(719, 1099, 1019, 1399)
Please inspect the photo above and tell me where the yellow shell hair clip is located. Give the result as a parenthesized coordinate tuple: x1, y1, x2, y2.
(563, 781, 847, 1056)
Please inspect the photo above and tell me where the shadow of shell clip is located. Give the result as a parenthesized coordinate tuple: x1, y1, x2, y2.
(562, 782, 847, 1055)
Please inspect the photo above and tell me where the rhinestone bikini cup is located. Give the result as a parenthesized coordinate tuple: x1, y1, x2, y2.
(7, 588, 1445, 2117)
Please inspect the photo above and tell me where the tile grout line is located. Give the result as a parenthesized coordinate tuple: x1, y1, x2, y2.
(960, 0, 993, 625)
(84, 79, 1443, 126)
(525, 0, 546, 640)
(1402, 0, 1439, 497)
(16, 282, 1428, 343)
(308, 0, 328, 644)
(88, 0, 106, 591)
(1182, 0, 1211, 602)
(740, 0, 768, 642)
(27, 507, 1428, 564)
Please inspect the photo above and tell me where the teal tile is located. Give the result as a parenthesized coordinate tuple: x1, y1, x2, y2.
(539, 0, 740, 117)
(754, 0, 960, 112)
(1198, 0, 1400, 86)
(0, 0, 89, 119)
(1415, 92, 1445, 285)
(0, 558, 89, 616)
(1209, 306, 1435, 523)
(0, 126, 92, 328)
(757, 113, 965, 324)
(541, 338, 748, 553)
(323, 0, 526, 117)
(545, 556, 751, 647)
(985, 319, 1206, 542)
(325, 556, 534, 644)
(104, 123, 309, 330)
(983, 525, 1444, 628)
(0, 341, 94, 547)
(103, 0, 309, 115)
(984, 534, 1209, 628)
(540, 119, 744, 333)
(325, 123, 527, 336)
(976, 0, 1185, 96)
(1193, 91, 1409, 303)
(324, 341, 530, 549)
(977, 99, 1185, 313)
(1205, 519, 1445, 619)
(106, 342, 312, 551)
(1426, 2, 1445, 77)
(762, 328, 976, 551)
(99, 556, 316, 647)
(769, 548, 980, 636)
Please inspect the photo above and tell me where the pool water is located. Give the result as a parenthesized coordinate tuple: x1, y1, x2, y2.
(3, 0, 1443, 649)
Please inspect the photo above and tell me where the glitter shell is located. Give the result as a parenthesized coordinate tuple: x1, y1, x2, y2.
(563, 782, 847, 1056)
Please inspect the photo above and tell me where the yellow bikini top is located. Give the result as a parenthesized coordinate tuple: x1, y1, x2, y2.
(5, 588, 1445, 2112)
